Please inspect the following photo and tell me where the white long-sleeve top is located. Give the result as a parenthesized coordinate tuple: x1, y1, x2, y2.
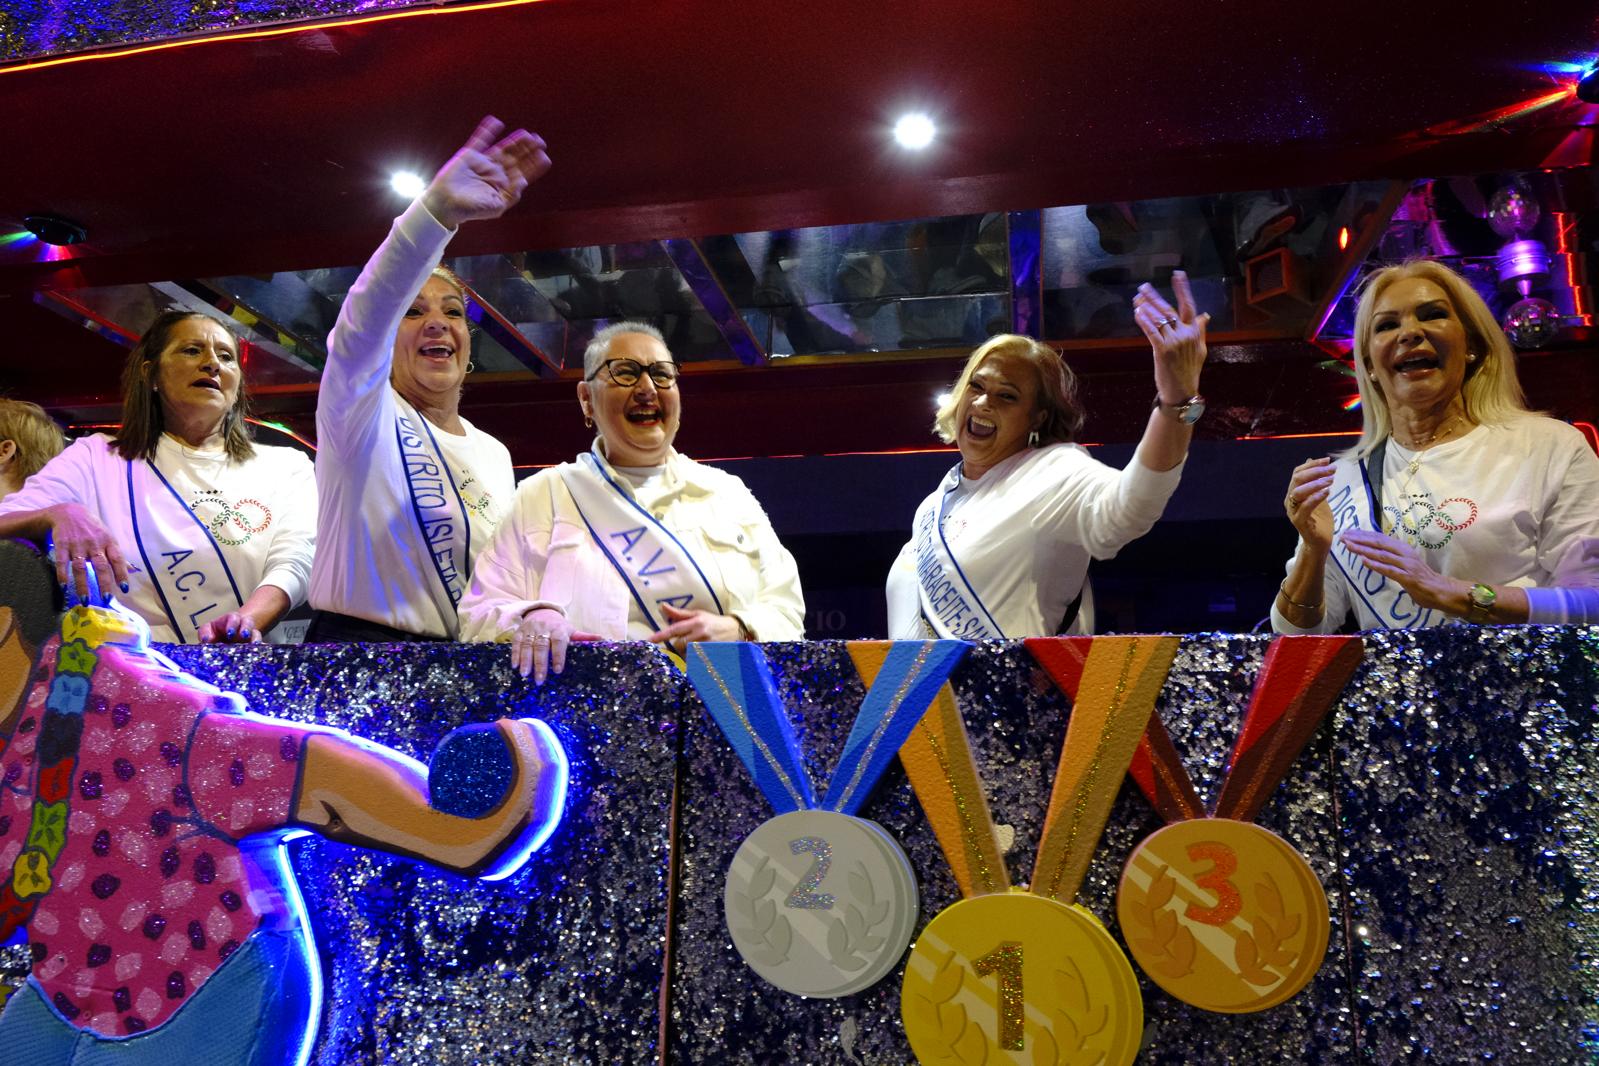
(0, 433, 316, 642)
(458, 447, 805, 642)
(310, 199, 515, 638)
(1271, 417, 1599, 632)
(885, 441, 1184, 637)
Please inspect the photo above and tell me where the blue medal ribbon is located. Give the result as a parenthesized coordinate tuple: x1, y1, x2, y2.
(688, 642, 815, 813)
(822, 639, 968, 815)
(687, 640, 969, 817)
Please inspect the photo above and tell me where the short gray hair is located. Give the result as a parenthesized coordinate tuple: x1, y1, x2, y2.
(582, 321, 667, 379)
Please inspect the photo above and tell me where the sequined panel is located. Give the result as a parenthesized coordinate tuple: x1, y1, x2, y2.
(163, 641, 676, 1066)
(1336, 626, 1599, 1063)
(0, 628, 1581, 1063)
(1, 0, 440, 63)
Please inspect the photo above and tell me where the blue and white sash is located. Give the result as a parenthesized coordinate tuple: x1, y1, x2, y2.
(912, 464, 1005, 641)
(559, 447, 723, 631)
(395, 400, 472, 608)
(1325, 458, 1443, 630)
(125, 459, 245, 643)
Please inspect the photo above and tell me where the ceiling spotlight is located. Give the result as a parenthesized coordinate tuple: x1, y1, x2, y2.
(22, 213, 87, 247)
(390, 171, 427, 199)
(894, 113, 936, 150)
(935, 390, 952, 409)
(1578, 66, 1599, 104)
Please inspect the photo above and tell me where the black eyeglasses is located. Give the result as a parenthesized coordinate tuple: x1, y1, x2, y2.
(586, 358, 681, 389)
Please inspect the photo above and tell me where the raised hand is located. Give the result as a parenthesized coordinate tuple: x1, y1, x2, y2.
(1133, 270, 1210, 404)
(422, 116, 552, 230)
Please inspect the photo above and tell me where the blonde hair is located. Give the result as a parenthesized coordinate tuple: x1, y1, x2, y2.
(933, 334, 1084, 445)
(0, 398, 65, 478)
(1346, 260, 1534, 458)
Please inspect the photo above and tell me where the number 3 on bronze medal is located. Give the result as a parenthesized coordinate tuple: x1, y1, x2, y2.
(1116, 819, 1331, 1014)
(1183, 840, 1242, 926)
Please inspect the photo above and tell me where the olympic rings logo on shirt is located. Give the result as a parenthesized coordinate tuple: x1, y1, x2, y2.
(190, 490, 274, 547)
(1383, 494, 1478, 550)
(458, 476, 495, 520)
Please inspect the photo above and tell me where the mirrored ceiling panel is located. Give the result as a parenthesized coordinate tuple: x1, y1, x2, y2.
(1042, 182, 1397, 344)
(32, 173, 1595, 380)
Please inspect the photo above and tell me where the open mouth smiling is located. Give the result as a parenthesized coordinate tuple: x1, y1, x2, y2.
(1394, 353, 1441, 374)
(626, 407, 662, 425)
(418, 344, 455, 361)
(965, 415, 997, 440)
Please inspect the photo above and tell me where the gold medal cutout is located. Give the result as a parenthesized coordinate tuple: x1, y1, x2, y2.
(877, 636, 1180, 1065)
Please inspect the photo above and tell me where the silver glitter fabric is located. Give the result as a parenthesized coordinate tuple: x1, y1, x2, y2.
(674, 632, 1599, 1064)
(6, 628, 1590, 1063)
(1336, 626, 1599, 1064)
(0, 0, 437, 63)
(161, 640, 677, 1066)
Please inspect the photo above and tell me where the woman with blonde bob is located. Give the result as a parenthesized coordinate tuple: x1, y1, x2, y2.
(886, 272, 1210, 638)
(0, 399, 65, 502)
(1274, 259, 1599, 631)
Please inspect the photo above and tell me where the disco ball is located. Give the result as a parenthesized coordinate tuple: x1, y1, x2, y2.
(1502, 296, 1562, 349)
(1488, 183, 1541, 239)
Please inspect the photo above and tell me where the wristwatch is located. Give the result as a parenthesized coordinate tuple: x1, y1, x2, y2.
(1466, 582, 1496, 622)
(1153, 393, 1206, 425)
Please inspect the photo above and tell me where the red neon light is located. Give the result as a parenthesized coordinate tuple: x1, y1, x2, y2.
(1552, 211, 1591, 325)
(1338, 227, 1350, 251)
(0, 0, 553, 76)
(1235, 430, 1361, 442)
(1574, 421, 1599, 457)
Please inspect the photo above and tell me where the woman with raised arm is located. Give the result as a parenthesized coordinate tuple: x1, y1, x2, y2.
(306, 116, 551, 642)
(459, 322, 805, 683)
(0, 314, 316, 643)
(885, 273, 1210, 638)
(1273, 260, 1599, 632)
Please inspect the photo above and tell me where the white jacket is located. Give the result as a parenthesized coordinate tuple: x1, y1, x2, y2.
(459, 448, 805, 642)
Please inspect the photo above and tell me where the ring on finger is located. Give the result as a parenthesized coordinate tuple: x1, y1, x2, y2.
(532, 634, 550, 645)
(1160, 316, 1178, 327)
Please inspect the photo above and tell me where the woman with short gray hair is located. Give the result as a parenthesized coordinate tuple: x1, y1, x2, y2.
(460, 322, 805, 683)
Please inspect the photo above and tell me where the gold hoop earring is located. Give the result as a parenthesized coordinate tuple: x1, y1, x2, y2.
(583, 412, 594, 429)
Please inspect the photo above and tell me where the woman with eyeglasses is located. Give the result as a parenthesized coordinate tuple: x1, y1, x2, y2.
(305, 116, 551, 642)
(459, 322, 805, 682)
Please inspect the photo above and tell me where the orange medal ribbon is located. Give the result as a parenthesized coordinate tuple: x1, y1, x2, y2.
(879, 636, 1179, 1065)
(1095, 635, 1364, 1013)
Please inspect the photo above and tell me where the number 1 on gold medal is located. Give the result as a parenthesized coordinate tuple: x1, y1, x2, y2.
(972, 941, 1024, 1050)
